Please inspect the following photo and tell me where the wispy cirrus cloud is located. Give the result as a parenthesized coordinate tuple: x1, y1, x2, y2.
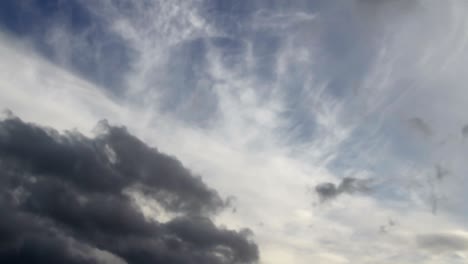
(2, 0, 468, 263)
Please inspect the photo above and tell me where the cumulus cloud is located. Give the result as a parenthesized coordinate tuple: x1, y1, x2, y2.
(0, 114, 258, 264)
(314, 177, 372, 202)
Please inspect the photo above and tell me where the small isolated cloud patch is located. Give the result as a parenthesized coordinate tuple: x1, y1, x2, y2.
(408, 117, 432, 138)
(314, 177, 372, 202)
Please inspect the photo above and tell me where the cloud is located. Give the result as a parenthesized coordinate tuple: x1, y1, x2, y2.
(462, 124, 468, 138)
(435, 164, 450, 180)
(408, 117, 432, 138)
(416, 232, 468, 253)
(0, 114, 258, 264)
(2, 0, 468, 263)
(0, 0, 135, 92)
(314, 177, 372, 202)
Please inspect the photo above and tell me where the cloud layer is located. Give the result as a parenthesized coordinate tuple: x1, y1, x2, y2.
(0, 115, 258, 264)
(1, 0, 468, 263)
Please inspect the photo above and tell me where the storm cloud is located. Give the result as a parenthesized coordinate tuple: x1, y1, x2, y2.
(0, 115, 258, 264)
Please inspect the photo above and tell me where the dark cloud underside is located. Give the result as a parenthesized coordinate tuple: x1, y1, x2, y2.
(0, 115, 258, 264)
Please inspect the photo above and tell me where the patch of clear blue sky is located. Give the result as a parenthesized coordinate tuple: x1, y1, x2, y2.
(0, 0, 135, 94)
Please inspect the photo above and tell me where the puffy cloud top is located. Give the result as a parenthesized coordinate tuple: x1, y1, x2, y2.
(0, 115, 259, 264)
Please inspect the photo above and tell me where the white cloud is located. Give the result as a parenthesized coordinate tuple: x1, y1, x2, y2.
(2, 0, 468, 263)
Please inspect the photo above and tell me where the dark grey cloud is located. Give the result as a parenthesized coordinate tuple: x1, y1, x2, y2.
(314, 183, 338, 202)
(0, 115, 258, 264)
(314, 177, 371, 202)
(416, 233, 468, 253)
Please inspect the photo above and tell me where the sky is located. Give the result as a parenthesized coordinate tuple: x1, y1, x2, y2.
(1, 0, 468, 263)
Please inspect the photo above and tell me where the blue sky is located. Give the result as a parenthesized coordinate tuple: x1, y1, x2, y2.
(1, 0, 468, 263)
